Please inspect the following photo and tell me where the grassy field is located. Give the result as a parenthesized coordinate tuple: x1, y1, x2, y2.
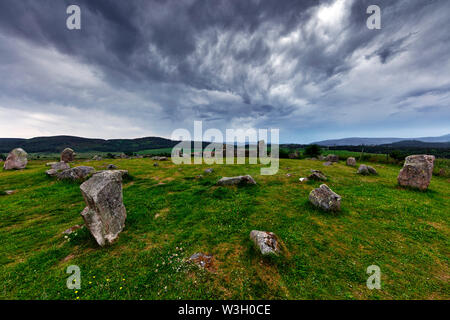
(0, 157, 448, 300)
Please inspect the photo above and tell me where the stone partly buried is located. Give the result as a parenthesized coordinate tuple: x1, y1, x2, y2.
(250, 230, 281, 255)
(3, 148, 28, 170)
(188, 253, 215, 271)
(397, 154, 435, 191)
(357, 164, 378, 175)
(217, 175, 256, 186)
(79, 170, 127, 246)
(309, 184, 342, 212)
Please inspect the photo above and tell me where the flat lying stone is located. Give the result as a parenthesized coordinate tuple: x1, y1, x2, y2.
(358, 164, 377, 175)
(217, 175, 256, 186)
(57, 166, 95, 181)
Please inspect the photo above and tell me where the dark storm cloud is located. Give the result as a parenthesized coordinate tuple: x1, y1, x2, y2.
(0, 0, 449, 140)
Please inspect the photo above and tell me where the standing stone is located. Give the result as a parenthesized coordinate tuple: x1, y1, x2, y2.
(61, 148, 75, 163)
(3, 148, 28, 170)
(397, 155, 435, 190)
(249, 230, 280, 255)
(80, 171, 127, 246)
(326, 154, 339, 162)
(346, 157, 356, 166)
(309, 184, 341, 211)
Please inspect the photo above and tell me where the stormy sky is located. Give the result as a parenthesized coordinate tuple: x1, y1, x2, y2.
(0, 0, 449, 143)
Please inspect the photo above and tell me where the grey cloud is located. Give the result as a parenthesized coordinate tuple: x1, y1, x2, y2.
(0, 0, 449, 141)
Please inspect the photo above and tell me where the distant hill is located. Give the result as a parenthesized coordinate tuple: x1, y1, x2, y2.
(313, 134, 450, 146)
(0, 135, 180, 154)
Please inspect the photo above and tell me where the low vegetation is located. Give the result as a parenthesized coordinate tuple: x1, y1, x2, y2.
(0, 157, 448, 299)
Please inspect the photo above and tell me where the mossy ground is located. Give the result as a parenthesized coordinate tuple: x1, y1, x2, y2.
(0, 158, 448, 300)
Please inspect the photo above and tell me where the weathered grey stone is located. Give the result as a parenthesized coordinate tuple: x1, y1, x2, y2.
(308, 170, 327, 181)
(357, 164, 369, 175)
(323, 161, 333, 166)
(80, 171, 127, 246)
(397, 155, 435, 190)
(299, 177, 308, 183)
(92, 155, 102, 161)
(309, 184, 341, 211)
(367, 166, 378, 175)
(51, 161, 70, 171)
(94, 169, 129, 178)
(152, 156, 168, 161)
(346, 157, 356, 166)
(153, 162, 159, 167)
(217, 175, 256, 186)
(326, 154, 339, 162)
(204, 168, 213, 174)
(250, 230, 280, 255)
(57, 166, 95, 181)
(61, 148, 75, 163)
(3, 148, 28, 170)
(357, 164, 377, 175)
(107, 164, 117, 169)
(46, 162, 57, 167)
(46, 169, 59, 177)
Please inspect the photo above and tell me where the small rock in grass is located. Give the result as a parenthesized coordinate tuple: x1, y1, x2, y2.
(308, 170, 327, 181)
(250, 230, 280, 255)
(204, 168, 213, 174)
(62, 225, 84, 235)
(299, 177, 308, 183)
(309, 184, 341, 212)
(107, 164, 117, 170)
(188, 253, 215, 271)
(323, 161, 333, 166)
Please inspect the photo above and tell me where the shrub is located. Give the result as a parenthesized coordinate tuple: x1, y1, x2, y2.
(303, 144, 321, 158)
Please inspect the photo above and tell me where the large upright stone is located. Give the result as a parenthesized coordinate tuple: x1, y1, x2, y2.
(346, 157, 356, 166)
(80, 171, 127, 246)
(61, 148, 75, 163)
(309, 184, 341, 211)
(397, 155, 435, 190)
(3, 148, 28, 170)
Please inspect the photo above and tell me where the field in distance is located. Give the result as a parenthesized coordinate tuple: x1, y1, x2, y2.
(0, 157, 448, 299)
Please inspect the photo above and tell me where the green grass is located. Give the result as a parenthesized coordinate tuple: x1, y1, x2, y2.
(0, 157, 448, 300)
